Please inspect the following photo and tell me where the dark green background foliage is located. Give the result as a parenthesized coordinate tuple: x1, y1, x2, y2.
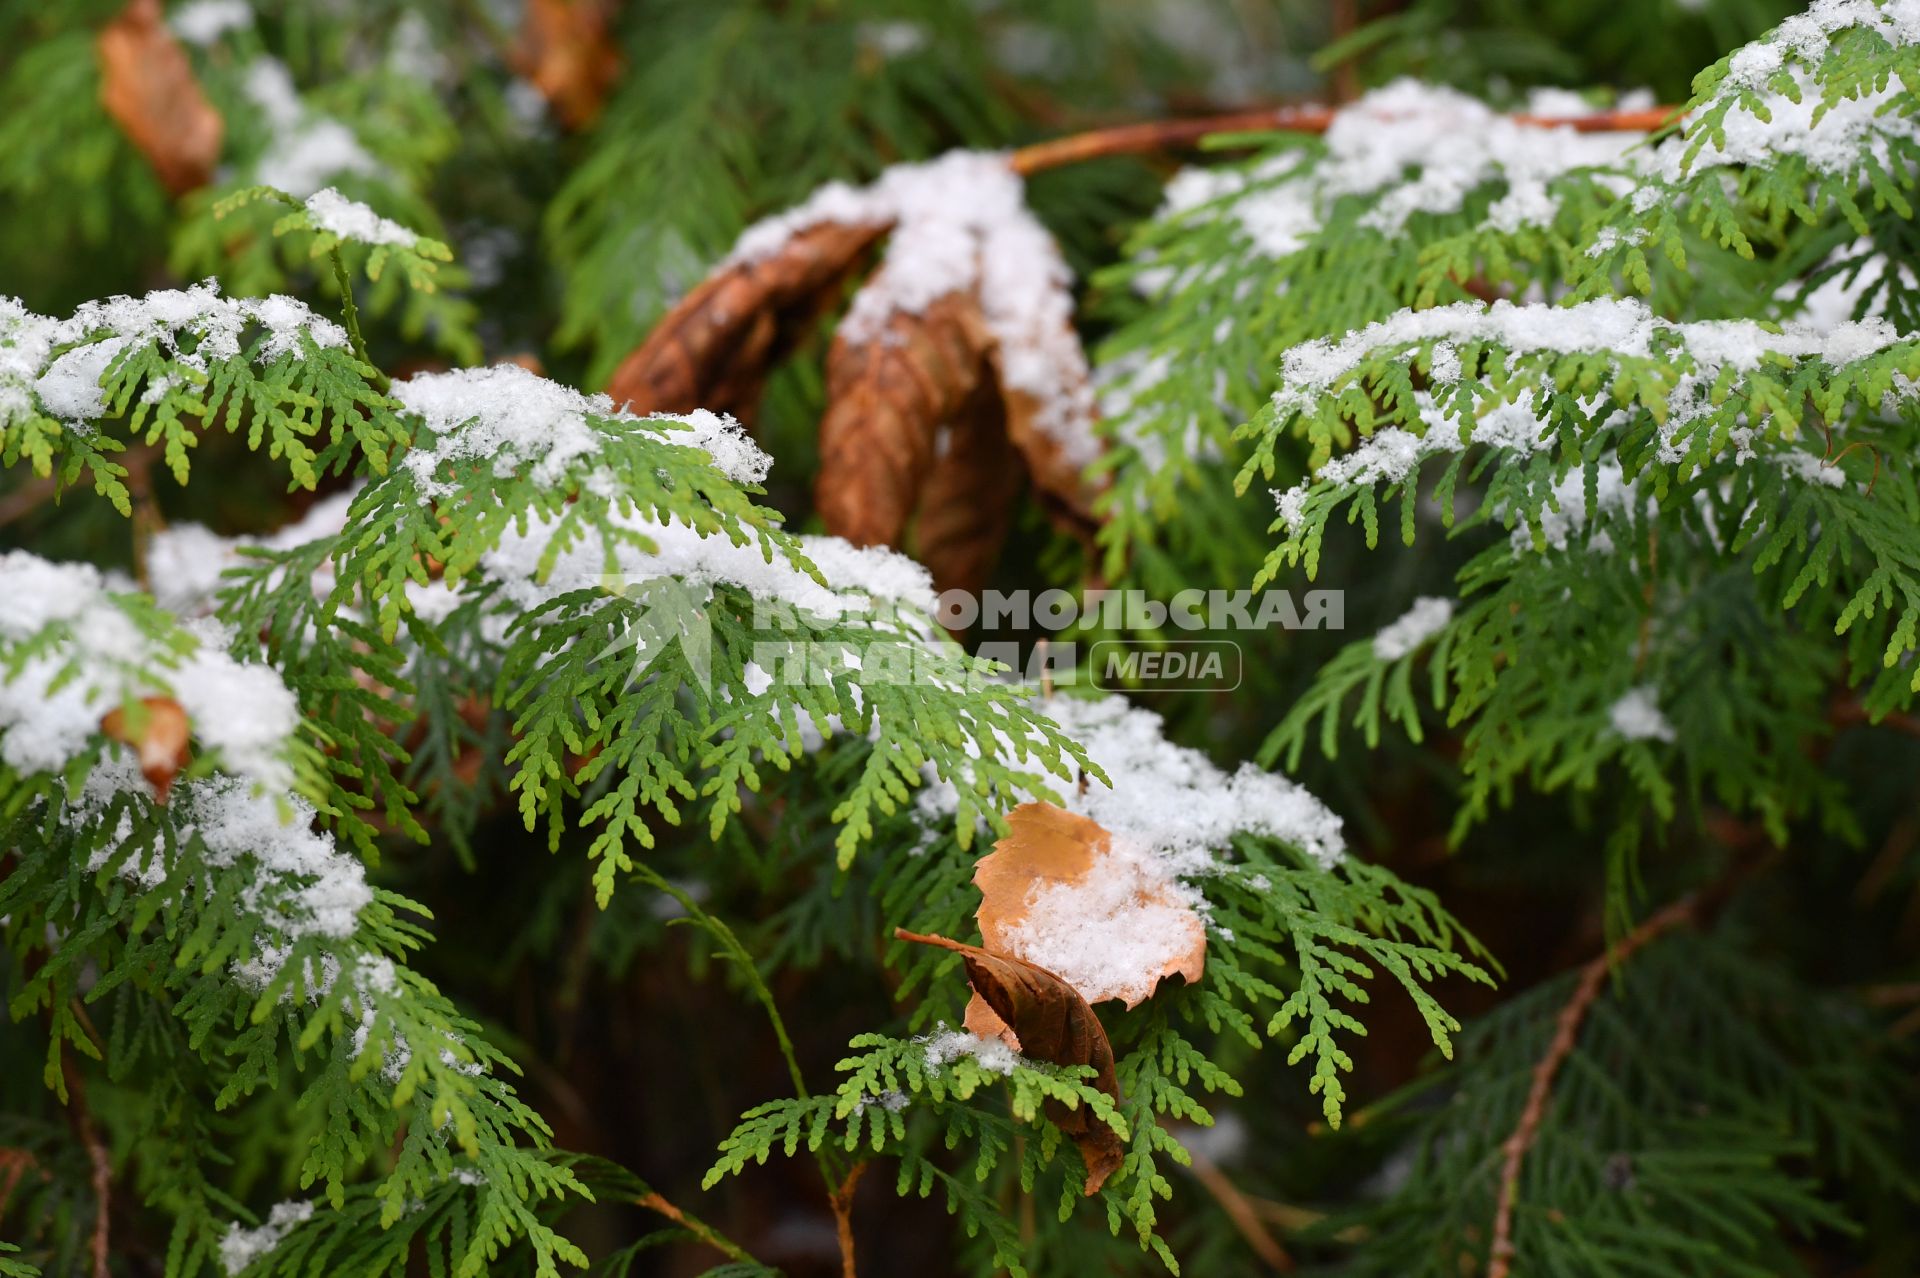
(4, 1, 1919, 1276)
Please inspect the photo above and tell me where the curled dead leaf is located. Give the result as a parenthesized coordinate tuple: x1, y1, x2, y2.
(998, 349, 1104, 547)
(515, 0, 623, 131)
(816, 289, 995, 551)
(97, 0, 224, 197)
(910, 374, 1023, 607)
(975, 802, 1205, 1010)
(101, 696, 191, 802)
(606, 219, 888, 421)
(606, 162, 1110, 599)
(895, 928, 1124, 1194)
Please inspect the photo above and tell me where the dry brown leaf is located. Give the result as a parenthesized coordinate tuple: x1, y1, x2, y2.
(515, 0, 623, 131)
(815, 290, 995, 551)
(605, 183, 1109, 599)
(908, 373, 1023, 605)
(606, 220, 887, 420)
(975, 802, 1205, 1010)
(100, 696, 191, 802)
(996, 347, 1104, 549)
(895, 927, 1125, 1194)
(97, 0, 224, 197)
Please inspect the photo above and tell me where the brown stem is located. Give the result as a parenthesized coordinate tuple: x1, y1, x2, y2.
(635, 1190, 759, 1267)
(828, 1161, 868, 1278)
(1831, 702, 1920, 738)
(0, 1147, 44, 1220)
(58, 1055, 112, 1278)
(125, 444, 166, 591)
(1329, 0, 1362, 105)
(1185, 1148, 1295, 1271)
(1009, 105, 1681, 176)
(1485, 893, 1700, 1278)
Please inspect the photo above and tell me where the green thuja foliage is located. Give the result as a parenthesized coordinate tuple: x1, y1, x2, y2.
(4, 0, 1920, 1275)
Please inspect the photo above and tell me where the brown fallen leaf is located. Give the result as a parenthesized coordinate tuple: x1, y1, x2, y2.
(997, 346, 1104, 548)
(816, 290, 995, 551)
(606, 219, 888, 421)
(101, 696, 192, 802)
(895, 927, 1125, 1194)
(975, 802, 1205, 1010)
(605, 161, 1110, 600)
(97, 0, 224, 197)
(910, 374, 1024, 608)
(514, 0, 623, 131)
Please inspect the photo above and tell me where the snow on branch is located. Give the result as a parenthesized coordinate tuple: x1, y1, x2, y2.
(395, 364, 771, 495)
(1668, 0, 1920, 182)
(1150, 81, 1652, 257)
(916, 691, 1346, 875)
(0, 551, 305, 793)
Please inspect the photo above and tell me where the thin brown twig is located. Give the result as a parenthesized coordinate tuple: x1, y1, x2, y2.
(1008, 105, 1681, 176)
(1485, 893, 1700, 1278)
(828, 1161, 868, 1278)
(635, 1190, 759, 1267)
(1329, 0, 1362, 105)
(57, 1055, 112, 1278)
(125, 445, 166, 591)
(0, 1147, 45, 1220)
(1184, 1149, 1294, 1271)
(1828, 698, 1920, 739)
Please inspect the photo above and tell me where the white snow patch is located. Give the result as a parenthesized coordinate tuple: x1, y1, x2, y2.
(1608, 686, 1676, 742)
(922, 1028, 1021, 1075)
(1373, 597, 1453, 660)
(1001, 837, 1207, 1006)
(1152, 80, 1649, 255)
(219, 1201, 314, 1275)
(243, 58, 382, 197)
(171, 0, 252, 45)
(0, 551, 303, 791)
(395, 366, 771, 496)
(916, 693, 1345, 873)
(14, 280, 348, 428)
(303, 188, 418, 248)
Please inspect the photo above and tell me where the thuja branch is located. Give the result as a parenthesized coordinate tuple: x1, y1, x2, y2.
(829, 1161, 868, 1278)
(326, 247, 388, 392)
(1486, 892, 1701, 1278)
(632, 863, 811, 1102)
(633, 861, 857, 1269)
(1008, 104, 1680, 175)
(240, 185, 391, 392)
(635, 1190, 759, 1267)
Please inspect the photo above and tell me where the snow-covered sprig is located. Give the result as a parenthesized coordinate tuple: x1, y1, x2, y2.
(0, 764, 588, 1277)
(888, 691, 1487, 1129)
(0, 280, 405, 496)
(167, 49, 481, 364)
(1245, 295, 1917, 572)
(0, 551, 320, 799)
(217, 185, 455, 297)
(709, 688, 1489, 1262)
(227, 364, 1100, 890)
(1092, 82, 1656, 576)
(0, 559, 587, 1275)
(1579, 0, 1920, 294)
